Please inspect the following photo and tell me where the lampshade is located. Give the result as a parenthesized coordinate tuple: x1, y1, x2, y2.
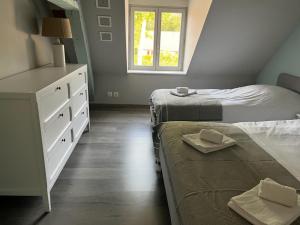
(42, 17, 72, 38)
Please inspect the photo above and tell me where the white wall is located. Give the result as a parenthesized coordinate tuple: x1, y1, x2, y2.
(0, 0, 53, 80)
(184, 0, 212, 72)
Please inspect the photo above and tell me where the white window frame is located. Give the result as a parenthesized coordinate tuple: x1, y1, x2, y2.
(129, 6, 186, 72)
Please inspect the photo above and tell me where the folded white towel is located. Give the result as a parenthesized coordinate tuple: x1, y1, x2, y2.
(170, 90, 197, 97)
(228, 200, 265, 225)
(228, 179, 300, 225)
(176, 87, 189, 94)
(182, 132, 236, 154)
(258, 179, 298, 207)
(199, 129, 224, 144)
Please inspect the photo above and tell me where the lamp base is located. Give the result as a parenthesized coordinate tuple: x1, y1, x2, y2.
(53, 44, 66, 67)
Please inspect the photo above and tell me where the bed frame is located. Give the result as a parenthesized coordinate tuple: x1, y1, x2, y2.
(277, 73, 300, 94)
(159, 73, 300, 225)
(159, 146, 181, 225)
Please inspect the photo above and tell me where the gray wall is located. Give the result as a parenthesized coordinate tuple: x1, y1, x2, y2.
(257, 22, 300, 84)
(0, 0, 53, 80)
(81, 0, 300, 105)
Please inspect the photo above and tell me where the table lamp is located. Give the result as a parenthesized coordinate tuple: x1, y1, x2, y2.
(42, 17, 72, 67)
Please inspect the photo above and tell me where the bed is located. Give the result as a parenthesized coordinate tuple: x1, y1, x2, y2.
(159, 119, 300, 225)
(150, 73, 300, 126)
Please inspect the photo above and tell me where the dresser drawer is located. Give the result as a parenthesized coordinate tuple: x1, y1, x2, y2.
(72, 86, 87, 116)
(47, 127, 73, 181)
(43, 104, 71, 151)
(73, 105, 88, 139)
(38, 82, 69, 121)
(70, 69, 86, 96)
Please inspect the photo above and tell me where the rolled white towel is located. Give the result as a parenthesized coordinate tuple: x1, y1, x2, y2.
(176, 87, 189, 94)
(258, 178, 298, 207)
(199, 129, 224, 144)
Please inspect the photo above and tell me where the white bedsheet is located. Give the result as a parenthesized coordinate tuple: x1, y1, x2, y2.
(199, 85, 300, 122)
(234, 119, 300, 181)
(151, 85, 300, 122)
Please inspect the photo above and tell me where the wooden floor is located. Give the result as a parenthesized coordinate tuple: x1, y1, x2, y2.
(0, 108, 171, 225)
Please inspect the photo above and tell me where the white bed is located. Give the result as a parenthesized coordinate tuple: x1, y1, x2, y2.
(151, 85, 300, 123)
(159, 118, 300, 225)
(150, 73, 300, 126)
(235, 119, 300, 182)
(205, 84, 300, 122)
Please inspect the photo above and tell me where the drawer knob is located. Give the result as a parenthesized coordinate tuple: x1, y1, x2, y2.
(79, 73, 83, 76)
(80, 92, 84, 96)
(59, 113, 64, 118)
(61, 138, 66, 142)
(81, 112, 85, 115)
(55, 86, 61, 91)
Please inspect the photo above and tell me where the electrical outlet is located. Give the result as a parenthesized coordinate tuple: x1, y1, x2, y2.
(107, 91, 113, 97)
(113, 92, 119, 98)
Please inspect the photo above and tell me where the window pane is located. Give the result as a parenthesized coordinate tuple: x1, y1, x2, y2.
(133, 11, 155, 67)
(159, 12, 182, 67)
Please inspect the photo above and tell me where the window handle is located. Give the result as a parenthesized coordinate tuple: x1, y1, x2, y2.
(69, 107, 73, 120)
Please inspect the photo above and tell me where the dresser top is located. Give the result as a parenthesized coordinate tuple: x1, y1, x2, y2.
(0, 64, 86, 94)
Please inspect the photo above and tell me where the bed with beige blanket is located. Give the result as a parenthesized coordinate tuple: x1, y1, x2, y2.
(159, 120, 300, 225)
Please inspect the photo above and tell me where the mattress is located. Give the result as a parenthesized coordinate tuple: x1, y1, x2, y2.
(150, 85, 300, 126)
(235, 119, 300, 181)
(159, 121, 300, 225)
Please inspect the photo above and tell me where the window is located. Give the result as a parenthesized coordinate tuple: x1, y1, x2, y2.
(129, 7, 186, 72)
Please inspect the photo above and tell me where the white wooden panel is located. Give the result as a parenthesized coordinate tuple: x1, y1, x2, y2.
(0, 98, 42, 194)
(0, 64, 89, 212)
(38, 82, 69, 122)
(73, 105, 88, 139)
(0, 64, 85, 93)
(47, 127, 73, 182)
(72, 86, 87, 116)
(43, 104, 72, 151)
(70, 69, 86, 96)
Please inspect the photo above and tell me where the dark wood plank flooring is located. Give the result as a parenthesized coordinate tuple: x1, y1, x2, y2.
(0, 108, 171, 225)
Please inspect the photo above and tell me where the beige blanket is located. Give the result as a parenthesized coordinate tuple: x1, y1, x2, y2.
(159, 121, 300, 225)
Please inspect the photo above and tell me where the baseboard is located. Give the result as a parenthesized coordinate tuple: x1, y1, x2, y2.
(89, 103, 149, 111)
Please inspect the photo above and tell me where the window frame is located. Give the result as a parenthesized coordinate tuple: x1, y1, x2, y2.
(129, 6, 187, 72)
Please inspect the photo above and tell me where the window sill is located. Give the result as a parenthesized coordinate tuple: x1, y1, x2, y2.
(127, 70, 187, 76)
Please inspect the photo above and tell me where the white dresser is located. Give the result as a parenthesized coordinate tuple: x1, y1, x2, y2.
(0, 64, 89, 212)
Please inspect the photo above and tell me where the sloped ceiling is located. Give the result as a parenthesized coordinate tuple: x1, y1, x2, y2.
(188, 0, 300, 82)
(184, 0, 212, 72)
(81, 0, 300, 104)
